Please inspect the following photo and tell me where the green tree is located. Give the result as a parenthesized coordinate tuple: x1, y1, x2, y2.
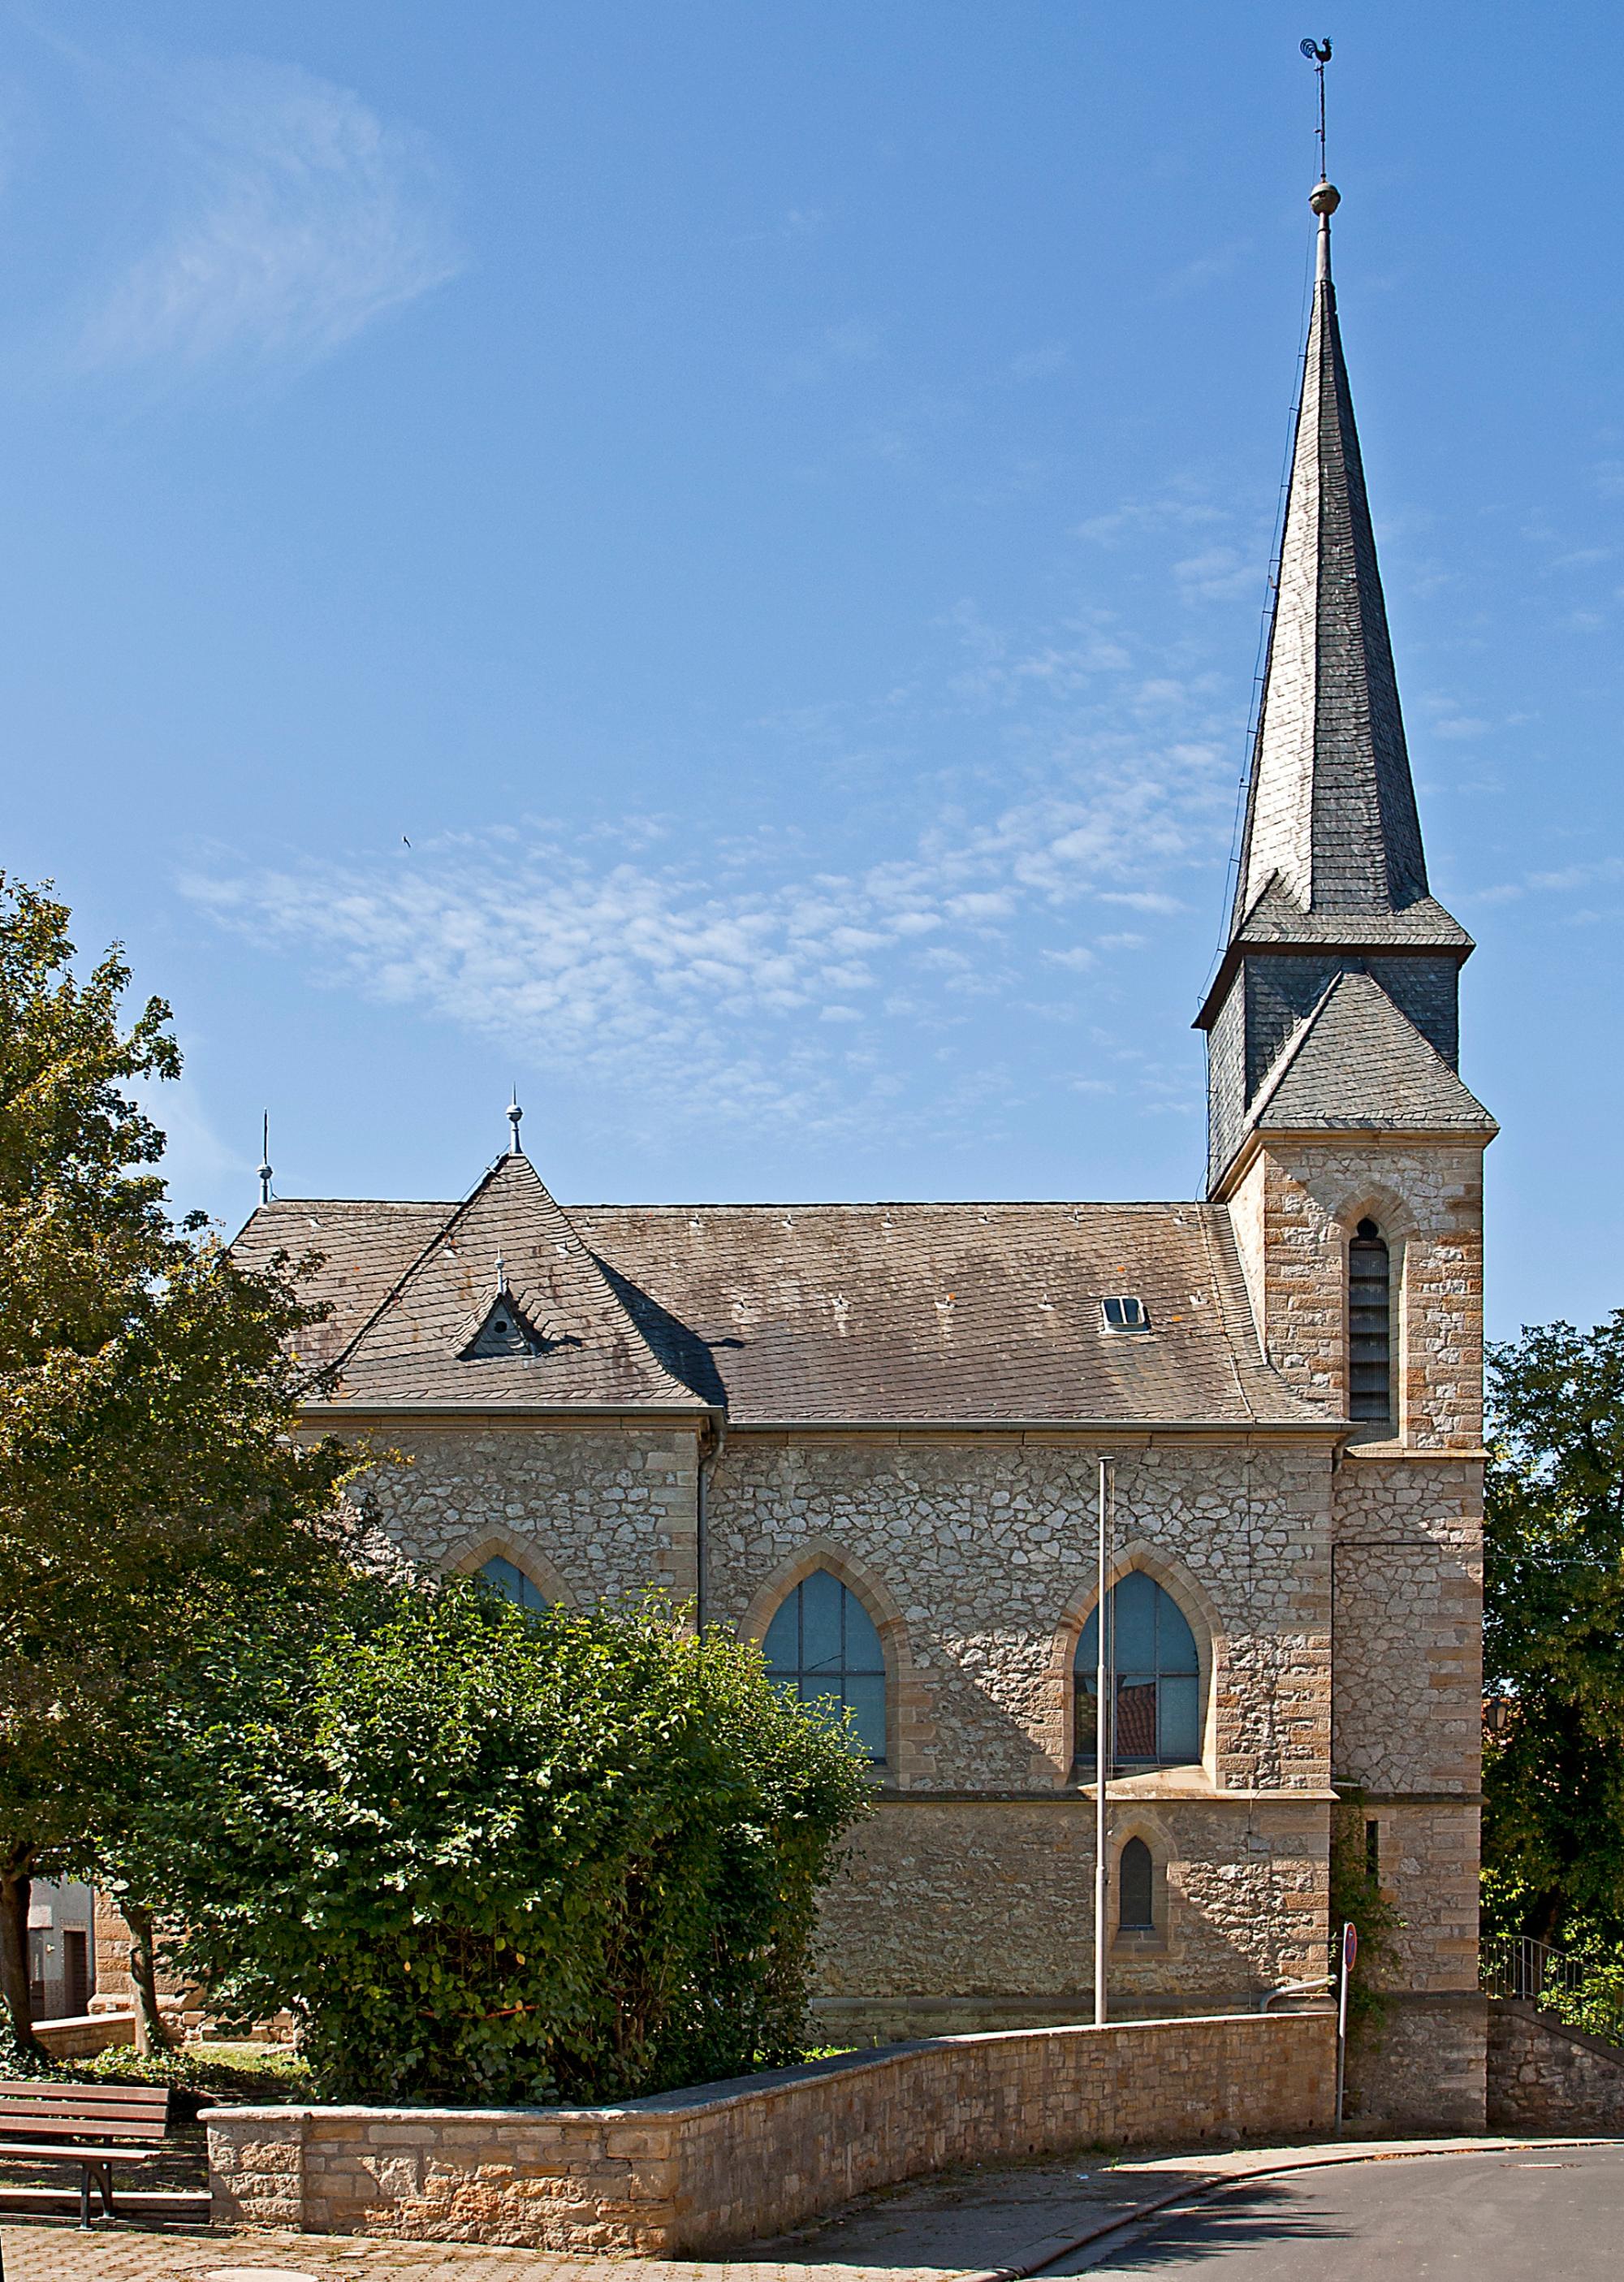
(1483, 1312, 1624, 1947)
(125, 1580, 872, 2105)
(0, 875, 356, 2056)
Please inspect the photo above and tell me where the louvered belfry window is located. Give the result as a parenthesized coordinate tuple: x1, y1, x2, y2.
(1348, 1218, 1393, 1423)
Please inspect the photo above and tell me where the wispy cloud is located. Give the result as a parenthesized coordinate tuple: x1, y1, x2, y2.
(78, 56, 460, 376)
(183, 609, 1235, 1135)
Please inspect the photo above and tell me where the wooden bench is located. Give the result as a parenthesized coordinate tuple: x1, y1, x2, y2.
(0, 2080, 171, 2227)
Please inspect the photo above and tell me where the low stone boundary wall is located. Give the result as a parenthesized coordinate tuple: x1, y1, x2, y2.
(1488, 1998, 1624, 2129)
(208, 2010, 1335, 2254)
(34, 2010, 136, 2060)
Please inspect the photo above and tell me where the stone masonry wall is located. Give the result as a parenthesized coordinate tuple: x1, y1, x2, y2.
(1346, 1995, 1487, 2132)
(330, 1418, 1345, 2021)
(1486, 2000, 1624, 2131)
(1224, 1140, 1487, 1450)
(347, 1423, 701, 1605)
(813, 1797, 1328, 2033)
(710, 1430, 1334, 1797)
(208, 2012, 1335, 2254)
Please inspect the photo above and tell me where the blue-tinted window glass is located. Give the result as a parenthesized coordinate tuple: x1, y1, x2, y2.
(477, 1555, 550, 1614)
(1112, 1571, 1158, 1668)
(1074, 1573, 1204, 1770)
(762, 1570, 888, 1762)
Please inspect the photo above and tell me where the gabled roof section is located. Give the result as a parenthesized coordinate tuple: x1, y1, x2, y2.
(262, 1154, 713, 1408)
(1252, 970, 1497, 1136)
(234, 1192, 1333, 1428)
(1228, 186, 1463, 946)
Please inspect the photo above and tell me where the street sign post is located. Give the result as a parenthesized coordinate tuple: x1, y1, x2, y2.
(1334, 1919, 1358, 2133)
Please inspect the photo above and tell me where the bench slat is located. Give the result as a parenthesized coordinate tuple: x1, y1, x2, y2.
(0, 2080, 169, 2145)
(0, 2143, 161, 2163)
(0, 2083, 168, 2110)
(0, 2120, 167, 2142)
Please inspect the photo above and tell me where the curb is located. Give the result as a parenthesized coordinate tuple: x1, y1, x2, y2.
(953, 2134, 1624, 2281)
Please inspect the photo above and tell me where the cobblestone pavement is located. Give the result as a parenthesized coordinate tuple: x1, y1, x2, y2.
(0, 2138, 1613, 2282)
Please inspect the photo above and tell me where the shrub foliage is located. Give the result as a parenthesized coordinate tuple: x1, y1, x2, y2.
(130, 1581, 870, 2106)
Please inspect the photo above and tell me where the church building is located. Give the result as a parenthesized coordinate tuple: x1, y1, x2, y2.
(236, 177, 1495, 2126)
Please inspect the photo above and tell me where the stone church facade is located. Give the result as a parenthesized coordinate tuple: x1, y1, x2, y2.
(236, 180, 1494, 2124)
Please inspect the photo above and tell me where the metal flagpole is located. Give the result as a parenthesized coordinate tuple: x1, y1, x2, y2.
(1093, 1455, 1112, 2025)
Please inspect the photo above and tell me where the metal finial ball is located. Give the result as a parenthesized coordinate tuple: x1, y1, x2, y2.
(1309, 179, 1341, 217)
(257, 1161, 273, 1182)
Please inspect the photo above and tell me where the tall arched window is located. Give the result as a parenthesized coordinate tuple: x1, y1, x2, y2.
(1349, 1218, 1393, 1424)
(762, 1569, 887, 1763)
(476, 1554, 550, 1614)
(1119, 1837, 1155, 1930)
(1074, 1571, 1202, 1772)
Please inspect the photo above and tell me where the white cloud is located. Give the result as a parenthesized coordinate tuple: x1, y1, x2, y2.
(1174, 546, 1257, 603)
(79, 57, 460, 374)
(185, 743, 1227, 1133)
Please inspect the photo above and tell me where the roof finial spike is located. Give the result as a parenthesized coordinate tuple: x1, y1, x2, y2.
(507, 1089, 524, 1156)
(257, 1111, 274, 1207)
(495, 1250, 508, 1294)
(1302, 37, 1337, 280)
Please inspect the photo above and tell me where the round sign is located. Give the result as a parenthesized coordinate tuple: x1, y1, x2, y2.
(1343, 1921, 1358, 1973)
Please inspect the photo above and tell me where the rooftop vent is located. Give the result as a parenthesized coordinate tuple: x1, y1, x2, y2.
(1101, 1294, 1150, 1333)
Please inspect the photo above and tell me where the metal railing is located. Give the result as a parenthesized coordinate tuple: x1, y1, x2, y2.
(1479, 1934, 1587, 2011)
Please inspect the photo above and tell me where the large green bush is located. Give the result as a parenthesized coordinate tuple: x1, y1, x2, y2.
(129, 1582, 870, 2106)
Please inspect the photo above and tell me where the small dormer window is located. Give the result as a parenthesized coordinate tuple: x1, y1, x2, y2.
(1102, 1294, 1150, 1333)
(461, 1296, 546, 1360)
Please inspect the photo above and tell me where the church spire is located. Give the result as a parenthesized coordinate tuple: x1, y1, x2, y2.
(1228, 178, 1430, 934)
(1198, 176, 1479, 1199)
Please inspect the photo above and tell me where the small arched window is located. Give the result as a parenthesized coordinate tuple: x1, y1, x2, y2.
(476, 1555, 551, 1614)
(1349, 1218, 1393, 1424)
(1075, 1571, 1202, 1772)
(762, 1569, 887, 1762)
(1119, 1837, 1155, 1931)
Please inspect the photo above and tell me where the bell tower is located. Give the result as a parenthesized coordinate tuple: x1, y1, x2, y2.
(1195, 178, 1496, 1446)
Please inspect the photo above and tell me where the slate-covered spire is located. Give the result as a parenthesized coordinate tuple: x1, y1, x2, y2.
(1199, 179, 1481, 1197)
(1230, 179, 1430, 931)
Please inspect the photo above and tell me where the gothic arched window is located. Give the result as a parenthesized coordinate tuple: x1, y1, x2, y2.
(1349, 1218, 1393, 1424)
(1074, 1571, 1203, 1772)
(1119, 1837, 1155, 1930)
(762, 1569, 887, 1763)
(476, 1554, 551, 1614)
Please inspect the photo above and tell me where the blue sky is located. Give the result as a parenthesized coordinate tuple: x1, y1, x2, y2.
(5, 2, 1620, 1338)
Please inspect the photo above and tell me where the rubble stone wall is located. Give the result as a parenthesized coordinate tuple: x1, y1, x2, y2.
(208, 2012, 1335, 2254)
(1486, 2000, 1624, 2131)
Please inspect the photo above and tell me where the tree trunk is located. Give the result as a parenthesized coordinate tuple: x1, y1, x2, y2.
(122, 1901, 171, 2054)
(0, 1850, 46, 2063)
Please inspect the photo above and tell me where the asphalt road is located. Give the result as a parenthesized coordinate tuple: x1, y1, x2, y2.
(1044, 2144, 1624, 2276)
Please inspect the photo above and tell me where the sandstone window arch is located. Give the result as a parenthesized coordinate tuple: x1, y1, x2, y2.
(448, 1532, 577, 1610)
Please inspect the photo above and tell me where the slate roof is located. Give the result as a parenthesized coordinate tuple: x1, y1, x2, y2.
(1228, 197, 1462, 943)
(1252, 970, 1497, 1135)
(1232, 875, 1472, 954)
(233, 1181, 1330, 1428)
(235, 1156, 702, 1409)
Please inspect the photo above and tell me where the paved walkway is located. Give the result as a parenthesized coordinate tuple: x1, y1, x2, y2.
(0, 2138, 1614, 2282)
